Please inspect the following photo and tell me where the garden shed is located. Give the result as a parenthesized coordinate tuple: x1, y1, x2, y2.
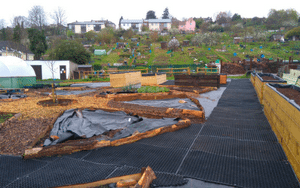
(0, 56, 36, 88)
(26, 60, 78, 80)
(94, 49, 106, 56)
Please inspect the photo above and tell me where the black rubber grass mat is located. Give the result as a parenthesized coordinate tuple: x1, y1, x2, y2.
(177, 150, 300, 188)
(199, 125, 278, 142)
(217, 101, 262, 110)
(209, 107, 265, 120)
(204, 117, 271, 130)
(106, 166, 188, 187)
(191, 135, 287, 161)
(83, 142, 188, 173)
(5, 157, 117, 188)
(0, 155, 48, 188)
(137, 124, 203, 149)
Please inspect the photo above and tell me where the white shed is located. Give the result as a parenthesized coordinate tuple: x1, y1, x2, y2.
(26, 60, 78, 80)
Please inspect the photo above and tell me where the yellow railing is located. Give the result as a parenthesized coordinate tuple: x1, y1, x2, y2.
(81, 69, 148, 79)
(196, 68, 219, 75)
(156, 67, 190, 76)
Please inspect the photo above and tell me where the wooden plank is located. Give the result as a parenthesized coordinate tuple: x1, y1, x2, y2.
(134, 166, 156, 188)
(56, 173, 142, 188)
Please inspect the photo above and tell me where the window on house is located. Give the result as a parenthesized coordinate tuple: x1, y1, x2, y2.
(123, 24, 125, 26)
(164, 23, 167, 27)
(190, 22, 192, 25)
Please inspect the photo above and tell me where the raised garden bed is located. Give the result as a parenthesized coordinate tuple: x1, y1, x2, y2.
(254, 73, 287, 104)
(23, 89, 207, 159)
(141, 73, 167, 86)
(250, 72, 256, 85)
(110, 71, 141, 88)
(175, 74, 220, 88)
(263, 83, 300, 180)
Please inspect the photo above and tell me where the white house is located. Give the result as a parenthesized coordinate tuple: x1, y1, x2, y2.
(68, 20, 116, 34)
(120, 19, 172, 32)
(120, 19, 143, 32)
(26, 60, 78, 80)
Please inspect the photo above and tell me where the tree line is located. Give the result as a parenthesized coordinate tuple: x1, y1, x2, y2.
(0, 6, 299, 65)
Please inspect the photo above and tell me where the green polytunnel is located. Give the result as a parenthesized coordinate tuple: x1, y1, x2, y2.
(0, 56, 36, 88)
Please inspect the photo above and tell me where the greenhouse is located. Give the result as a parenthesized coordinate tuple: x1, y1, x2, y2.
(0, 56, 36, 88)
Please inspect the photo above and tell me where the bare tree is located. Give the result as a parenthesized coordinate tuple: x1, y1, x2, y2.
(28, 5, 47, 29)
(0, 19, 5, 29)
(45, 61, 57, 103)
(51, 7, 67, 27)
(11, 16, 29, 28)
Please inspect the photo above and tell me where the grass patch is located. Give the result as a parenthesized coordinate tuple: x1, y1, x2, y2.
(0, 113, 13, 123)
(228, 73, 250, 79)
(137, 86, 170, 93)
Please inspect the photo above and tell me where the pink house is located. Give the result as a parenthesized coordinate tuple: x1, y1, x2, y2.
(178, 18, 196, 32)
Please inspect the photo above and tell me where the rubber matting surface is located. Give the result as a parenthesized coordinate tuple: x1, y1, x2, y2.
(1, 79, 299, 188)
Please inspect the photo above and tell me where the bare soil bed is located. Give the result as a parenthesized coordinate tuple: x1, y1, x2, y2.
(260, 76, 278, 81)
(0, 86, 206, 157)
(277, 88, 300, 106)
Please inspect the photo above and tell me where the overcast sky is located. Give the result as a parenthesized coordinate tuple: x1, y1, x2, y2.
(1, 0, 299, 28)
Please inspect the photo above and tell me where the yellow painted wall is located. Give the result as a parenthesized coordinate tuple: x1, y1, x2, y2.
(263, 84, 300, 180)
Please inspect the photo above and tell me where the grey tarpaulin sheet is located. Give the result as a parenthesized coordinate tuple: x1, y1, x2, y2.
(70, 82, 110, 88)
(0, 93, 27, 99)
(44, 90, 96, 96)
(44, 109, 178, 146)
(197, 86, 227, 118)
(124, 98, 199, 110)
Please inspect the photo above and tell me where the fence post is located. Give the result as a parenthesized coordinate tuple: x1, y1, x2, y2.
(188, 67, 190, 75)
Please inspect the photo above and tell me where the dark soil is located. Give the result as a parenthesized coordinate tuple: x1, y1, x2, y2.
(0, 117, 54, 155)
(277, 88, 300, 106)
(261, 76, 278, 81)
(221, 63, 246, 74)
(37, 99, 78, 107)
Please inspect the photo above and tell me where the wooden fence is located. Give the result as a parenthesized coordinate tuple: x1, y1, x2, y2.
(196, 68, 219, 75)
(174, 74, 220, 88)
(156, 67, 190, 76)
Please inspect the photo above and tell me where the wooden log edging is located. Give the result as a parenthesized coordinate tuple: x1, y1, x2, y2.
(23, 119, 191, 159)
(55, 166, 156, 188)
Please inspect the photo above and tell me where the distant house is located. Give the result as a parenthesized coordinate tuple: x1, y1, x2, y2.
(292, 36, 300, 41)
(0, 41, 34, 60)
(120, 19, 143, 32)
(144, 19, 172, 31)
(178, 18, 196, 32)
(233, 37, 241, 44)
(271, 34, 285, 42)
(120, 18, 172, 32)
(68, 20, 116, 34)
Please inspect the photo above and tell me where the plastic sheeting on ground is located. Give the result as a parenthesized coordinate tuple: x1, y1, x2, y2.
(70, 82, 110, 88)
(44, 109, 179, 146)
(0, 93, 27, 99)
(44, 90, 96, 96)
(124, 98, 199, 111)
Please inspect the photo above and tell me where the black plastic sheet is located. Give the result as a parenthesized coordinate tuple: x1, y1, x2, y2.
(0, 93, 27, 99)
(44, 109, 178, 146)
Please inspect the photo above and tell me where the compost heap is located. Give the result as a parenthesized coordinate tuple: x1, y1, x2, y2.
(44, 109, 179, 146)
(221, 62, 246, 74)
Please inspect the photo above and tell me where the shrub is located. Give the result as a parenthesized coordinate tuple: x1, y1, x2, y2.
(137, 86, 169, 93)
